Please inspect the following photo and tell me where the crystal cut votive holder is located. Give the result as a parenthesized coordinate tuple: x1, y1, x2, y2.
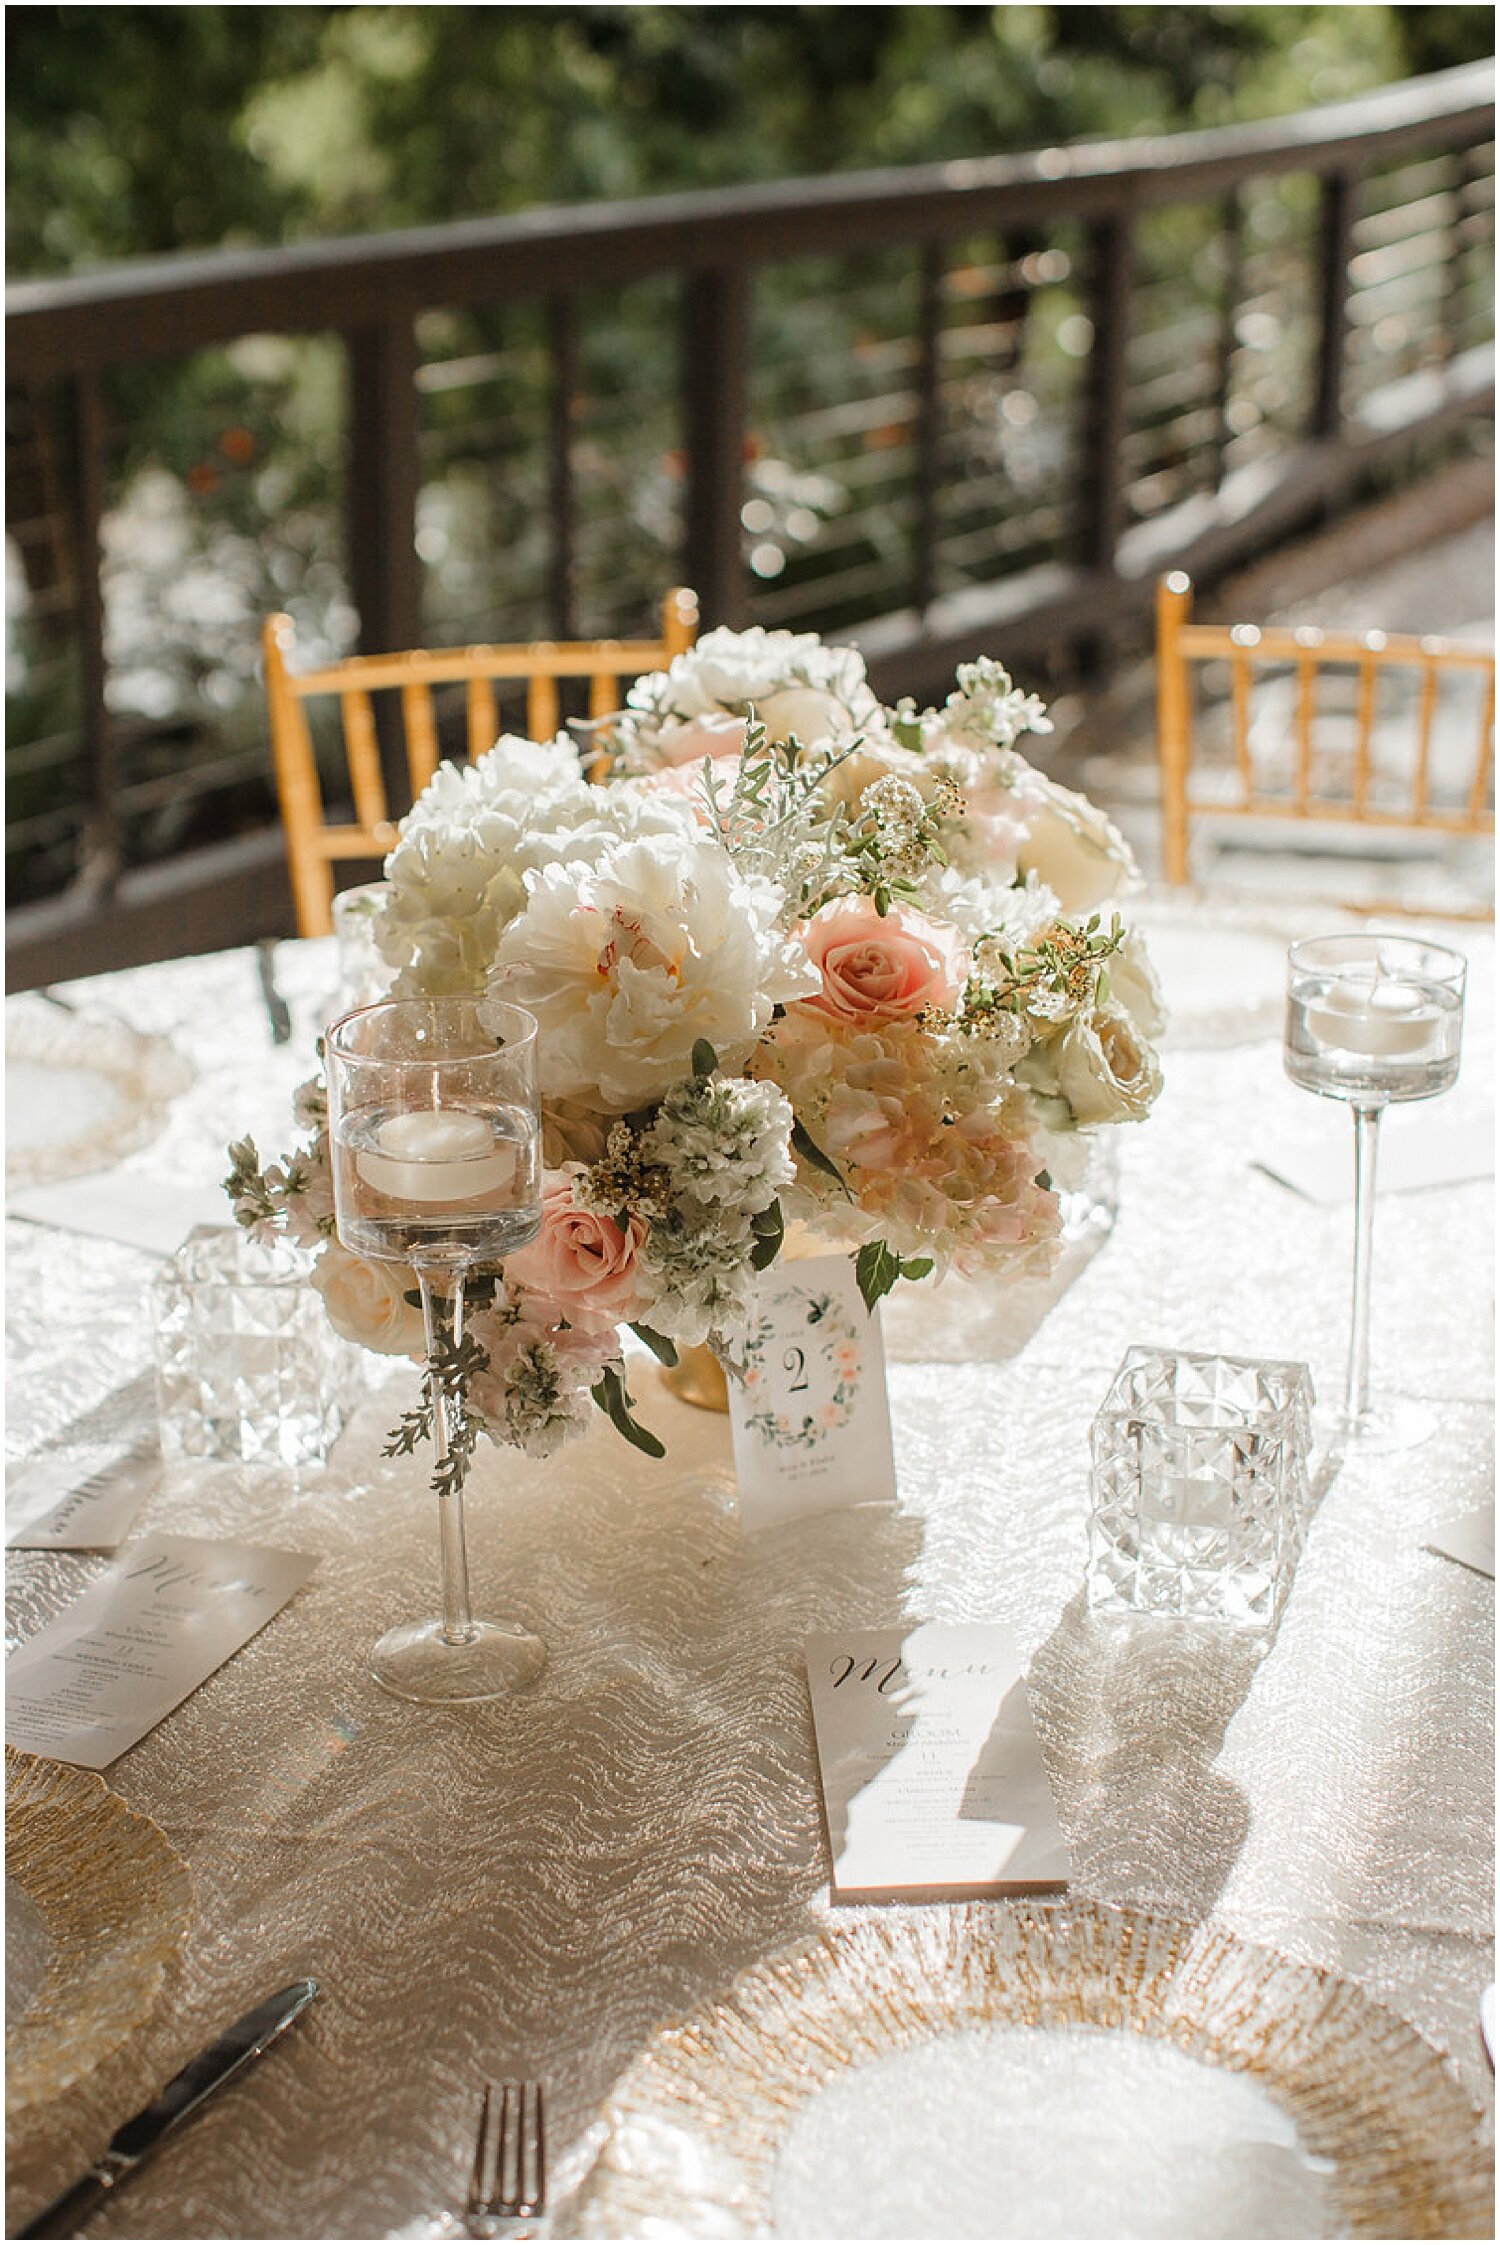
(1087, 1347, 1316, 1630)
(154, 1226, 355, 1468)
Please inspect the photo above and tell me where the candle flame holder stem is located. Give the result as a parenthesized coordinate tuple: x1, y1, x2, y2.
(1284, 935, 1467, 1458)
(326, 997, 548, 1703)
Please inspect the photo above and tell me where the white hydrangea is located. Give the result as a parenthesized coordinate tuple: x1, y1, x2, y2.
(380, 735, 697, 994)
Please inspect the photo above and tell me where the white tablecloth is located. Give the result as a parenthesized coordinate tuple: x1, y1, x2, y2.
(5, 912, 1494, 2238)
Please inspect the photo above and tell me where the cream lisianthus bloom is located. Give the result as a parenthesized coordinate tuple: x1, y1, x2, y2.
(1047, 1003, 1162, 1126)
(488, 831, 820, 1111)
(312, 1241, 425, 1356)
(1013, 774, 1137, 916)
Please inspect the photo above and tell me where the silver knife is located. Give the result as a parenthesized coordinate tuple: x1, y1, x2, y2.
(18, 1979, 318, 2238)
(255, 939, 293, 1045)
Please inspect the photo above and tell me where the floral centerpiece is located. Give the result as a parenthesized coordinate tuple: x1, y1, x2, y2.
(227, 626, 1163, 1470)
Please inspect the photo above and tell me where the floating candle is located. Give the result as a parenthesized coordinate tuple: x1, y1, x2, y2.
(1304, 976, 1440, 1059)
(355, 1108, 518, 1204)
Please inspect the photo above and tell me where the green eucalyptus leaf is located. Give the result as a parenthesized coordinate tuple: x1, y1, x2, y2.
(591, 1367, 667, 1459)
(629, 1322, 680, 1367)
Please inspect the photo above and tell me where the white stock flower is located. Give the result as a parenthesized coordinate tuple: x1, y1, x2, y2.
(644, 1074, 795, 1213)
(635, 1203, 761, 1346)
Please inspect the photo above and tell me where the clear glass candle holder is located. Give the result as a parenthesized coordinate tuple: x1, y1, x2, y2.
(1087, 1346, 1316, 1630)
(330, 882, 395, 1014)
(325, 997, 546, 1704)
(154, 1226, 359, 1468)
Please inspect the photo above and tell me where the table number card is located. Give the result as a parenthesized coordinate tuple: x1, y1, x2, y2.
(5, 1530, 316, 1769)
(727, 1254, 897, 1530)
(806, 1620, 1070, 1900)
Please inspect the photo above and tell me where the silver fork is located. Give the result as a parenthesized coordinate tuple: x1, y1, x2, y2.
(467, 2079, 546, 2231)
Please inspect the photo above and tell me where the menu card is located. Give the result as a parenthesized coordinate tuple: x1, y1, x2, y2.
(1425, 1505, 1495, 1580)
(6, 1172, 232, 1255)
(1254, 1110, 1494, 1203)
(6, 1439, 158, 1551)
(6, 1530, 316, 1768)
(727, 1254, 897, 1530)
(805, 1621, 1070, 1900)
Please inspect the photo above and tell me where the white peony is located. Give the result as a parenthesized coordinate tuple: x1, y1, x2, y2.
(487, 831, 821, 1111)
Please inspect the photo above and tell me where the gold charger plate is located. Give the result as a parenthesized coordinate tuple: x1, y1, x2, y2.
(5, 1748, 193, 2118)
(577, 1901, 1493, 2240)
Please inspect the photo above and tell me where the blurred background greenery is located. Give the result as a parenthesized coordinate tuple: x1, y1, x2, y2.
(6, 6, 1494, 919)
(8, 5, 1493, 272)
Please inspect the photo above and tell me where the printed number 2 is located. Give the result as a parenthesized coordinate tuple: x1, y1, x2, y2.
(783, 1345, 809, 1392)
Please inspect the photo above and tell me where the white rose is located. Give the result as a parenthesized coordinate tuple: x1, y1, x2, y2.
(1108, 926, 1168, 1040)
(1050, 1004, 1161, 1125)
(312, 1242, 426, 1356)
(1014, 775, 1137, 916)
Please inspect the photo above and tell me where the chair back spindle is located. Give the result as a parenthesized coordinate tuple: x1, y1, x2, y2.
(262, 588, 699, 935)
(1155, 571, 1494, 917)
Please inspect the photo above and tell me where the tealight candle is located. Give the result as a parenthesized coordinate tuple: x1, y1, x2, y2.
(355, 1108, 517, 1204)
(1304, 975, 1440, 1059)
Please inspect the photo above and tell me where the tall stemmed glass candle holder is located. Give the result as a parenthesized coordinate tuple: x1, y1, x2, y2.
(1284, 934, 1466, 1456)
(326, 998, 544, 1702)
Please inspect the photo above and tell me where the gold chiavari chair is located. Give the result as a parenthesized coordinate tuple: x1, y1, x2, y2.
(262, 587, 699, 936)
(1155, 570, 1494, 918)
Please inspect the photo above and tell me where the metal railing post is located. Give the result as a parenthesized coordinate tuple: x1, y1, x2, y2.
(911, 243, 944, 614)
(1077, 206, 1136, 670)
(345, 315, 420, 802)
(681, 267, 750, 629)
(1312, 169, 1357, 440)
(547, 294, 578, 640)
(68, 368, 120, 900)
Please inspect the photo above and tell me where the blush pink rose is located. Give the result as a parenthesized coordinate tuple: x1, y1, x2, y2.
(639, 754, 742, 820)
(796, 899, 966, 1026)
(504, 1165, 645, 1333)
(655, 712, 749, 767)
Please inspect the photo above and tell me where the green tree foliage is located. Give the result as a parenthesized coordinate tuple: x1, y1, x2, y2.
(8, 4, 1493, 275)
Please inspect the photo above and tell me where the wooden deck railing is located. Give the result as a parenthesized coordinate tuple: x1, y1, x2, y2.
(5, 58, 1494, 984)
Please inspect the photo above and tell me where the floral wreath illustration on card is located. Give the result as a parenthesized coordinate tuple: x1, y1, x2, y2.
(741, 1287, 864, 1451)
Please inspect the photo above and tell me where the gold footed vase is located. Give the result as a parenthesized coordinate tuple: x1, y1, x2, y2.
(659, 1343, 730, 1412)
